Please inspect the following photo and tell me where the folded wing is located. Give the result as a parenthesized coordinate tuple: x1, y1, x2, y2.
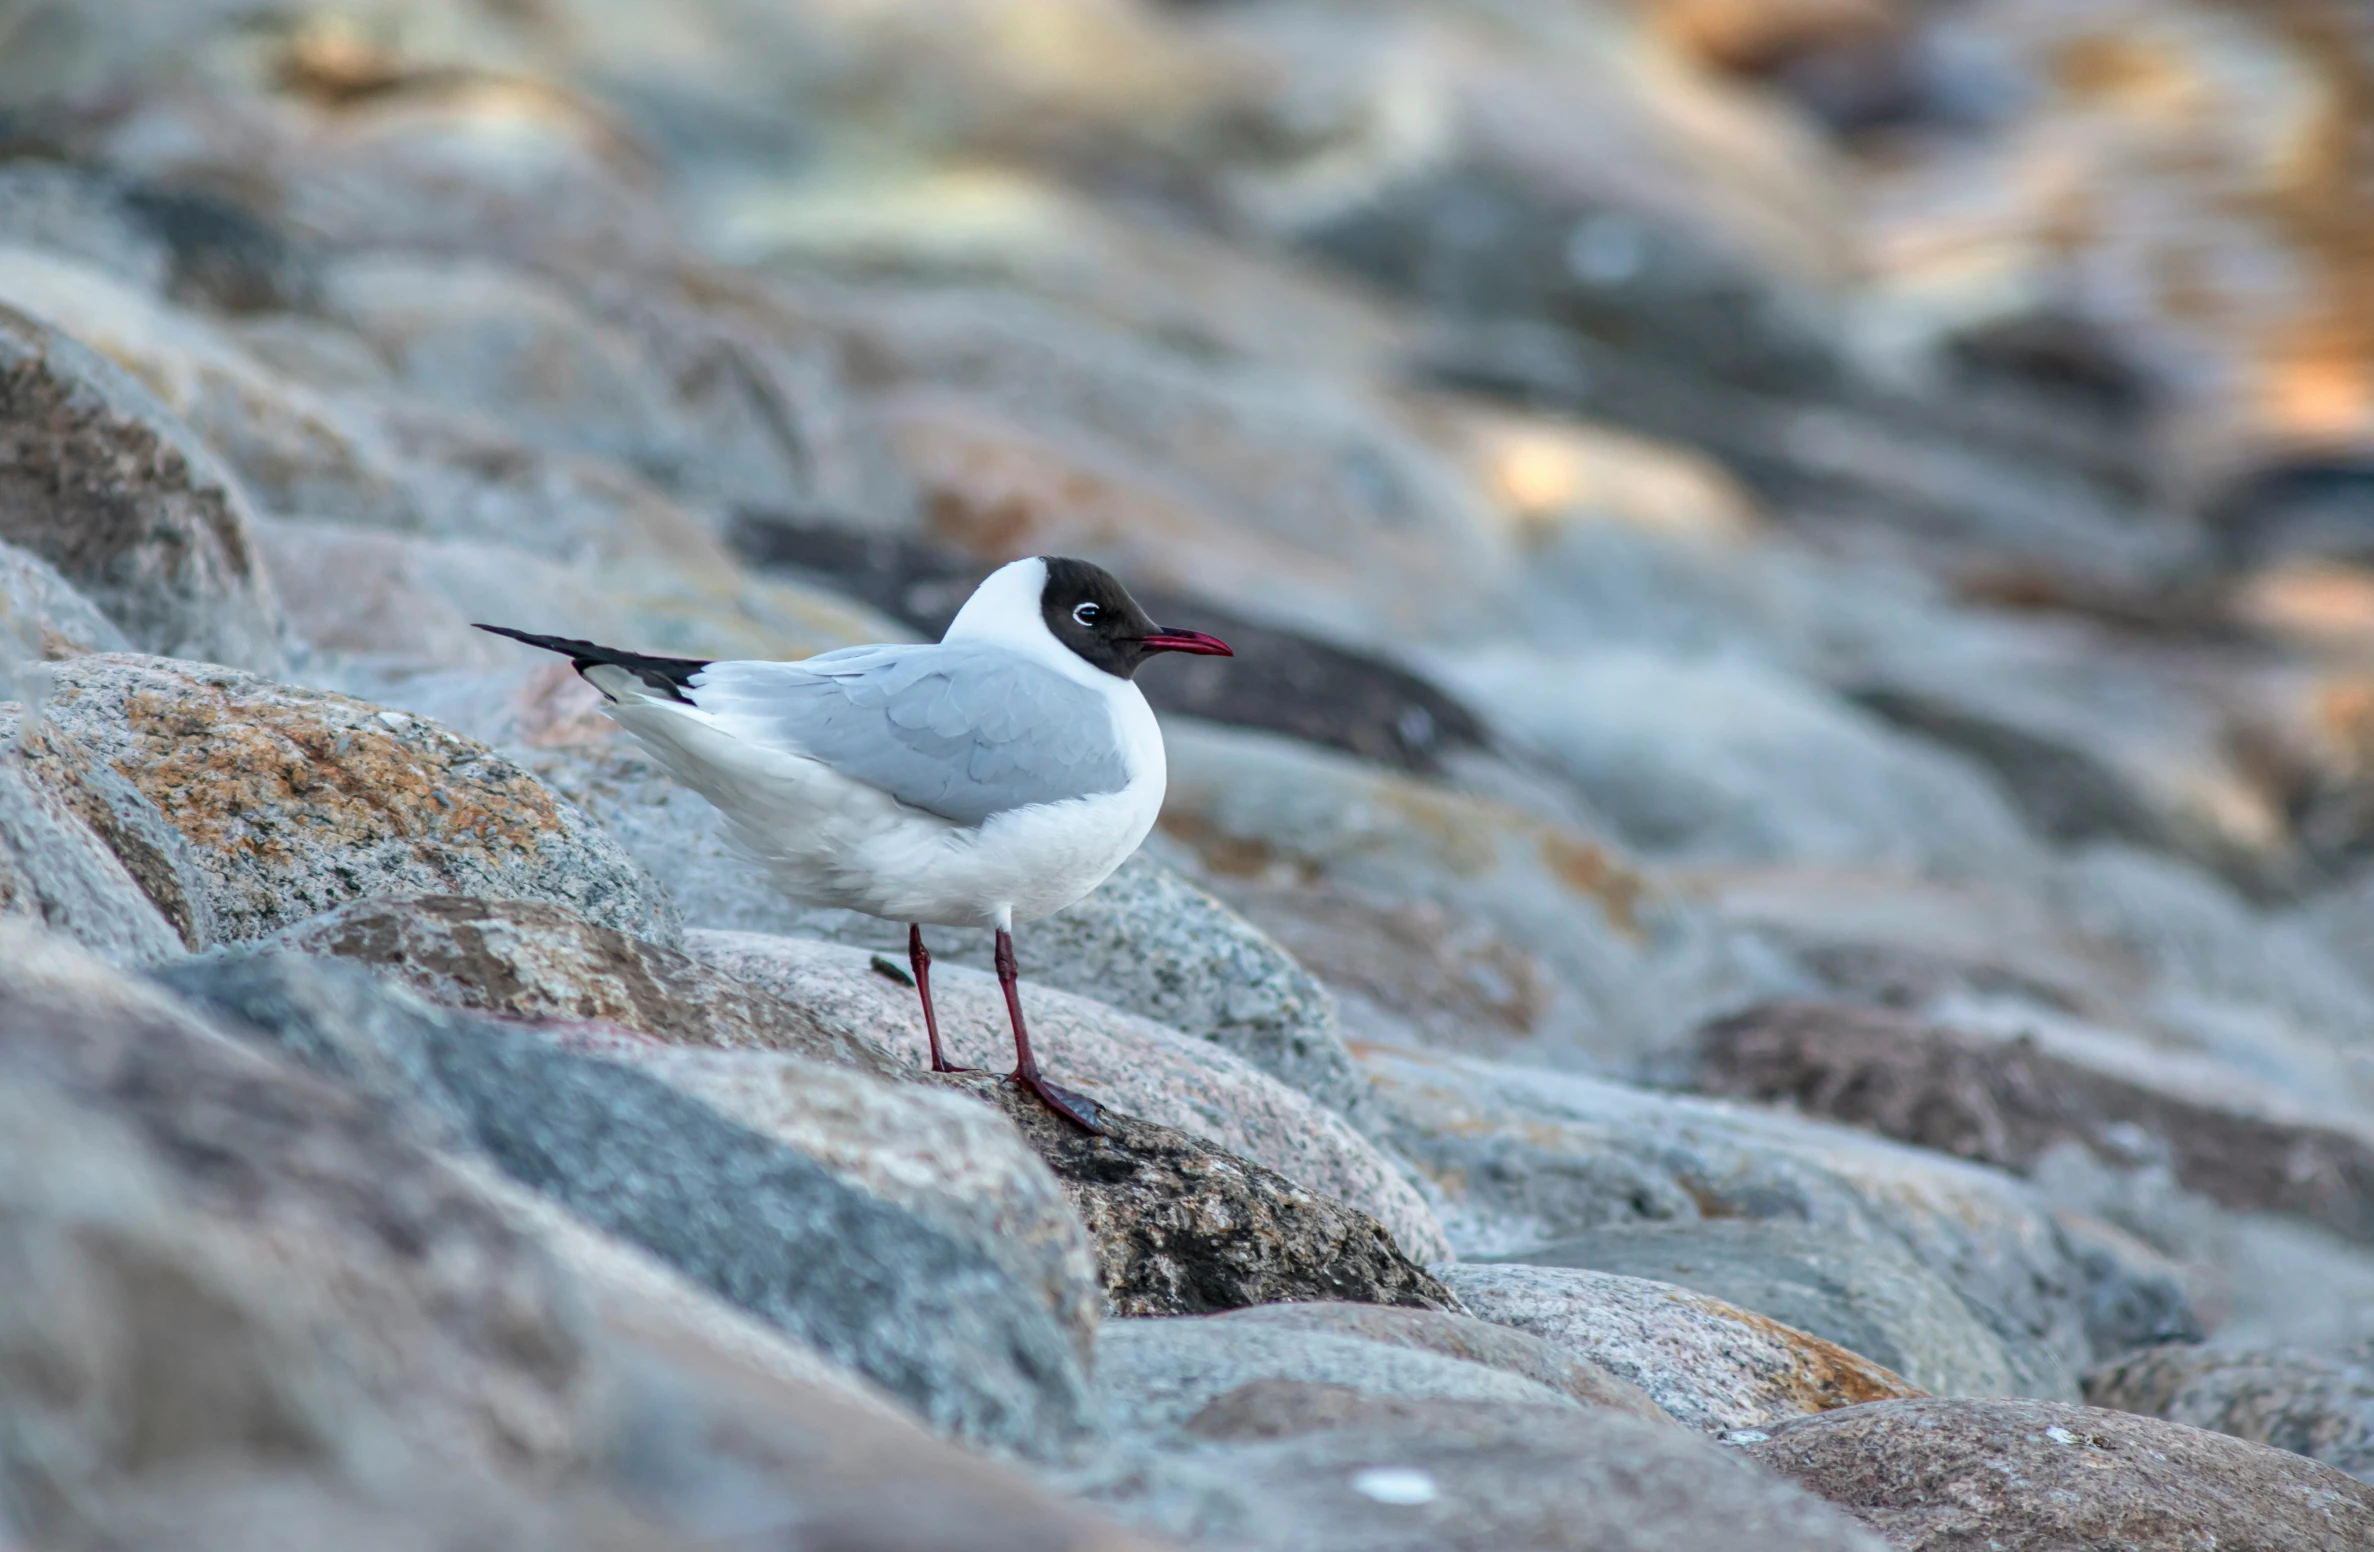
(686, 644, 1133, 825)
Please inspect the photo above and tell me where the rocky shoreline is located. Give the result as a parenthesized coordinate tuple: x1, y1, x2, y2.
(8, 2, 2374, 1548)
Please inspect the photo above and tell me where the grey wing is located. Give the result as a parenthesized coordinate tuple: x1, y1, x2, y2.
(685, 644, 1134, 825)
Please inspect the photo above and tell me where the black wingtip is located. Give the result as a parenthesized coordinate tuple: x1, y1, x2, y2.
(472, 624, 712, 703)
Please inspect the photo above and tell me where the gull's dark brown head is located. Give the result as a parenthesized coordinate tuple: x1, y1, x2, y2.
(1037, 556, 1232, 679)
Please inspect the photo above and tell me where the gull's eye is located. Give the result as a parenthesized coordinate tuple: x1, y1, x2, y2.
(1072, 601, 1100, 627)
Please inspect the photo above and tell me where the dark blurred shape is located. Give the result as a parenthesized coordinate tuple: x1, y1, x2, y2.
(2206, 458, 2374, 569)
(121, 183, 323, 314)
(728, 512, 1492, 776)
(1950, 309, 2156, 426)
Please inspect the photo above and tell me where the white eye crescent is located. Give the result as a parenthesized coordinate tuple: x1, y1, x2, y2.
(1072, 602, 1100, 627)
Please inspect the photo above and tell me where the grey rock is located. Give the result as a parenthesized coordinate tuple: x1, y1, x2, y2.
(22, 653, 677, 945)
(1360, 1043, 2179, 1396)
(0, 921, 622, 1547)
(692, 930, 1450, 1263)
(1433, 647, 2044, 890)
(251, 893, 902, 1078)
(0, 299, 288, 671)
(1158, 718, 1750, 1075)
(1186, 1302, 1671, 1423)
(1090, 1318, 1578, 1438)
(1738, 1396, 2374, 1551)
(946, 1070, 1457, 1319)
(2087, 1343, 2374, 1485)
(0, 750, 183, 965)
(0, 537, 131, 661)
(1439, 1263, 1921, 1433)
(153, 948, 1094, 1459)
(553, 1033, 1101, 1371)
(1696, 999, 2374, 1246)
(1069, 1403, 1889, 1552)
(1481, 1219, 2023, 1398)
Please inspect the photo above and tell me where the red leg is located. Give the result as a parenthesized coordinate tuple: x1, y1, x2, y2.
(911, 925, 974, 1074)
(995, 928, 1104, 1134)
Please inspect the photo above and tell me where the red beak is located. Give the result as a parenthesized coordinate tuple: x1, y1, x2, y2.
(1137, 628, 1233, 657)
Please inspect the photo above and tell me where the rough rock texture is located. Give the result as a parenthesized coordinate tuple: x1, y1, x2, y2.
(693, 931, 1450, 1263)
(2087, 1343, 2374, 1485)
(0, 751, 183, 964)
(1182, 1302, 1670, 1423)
(947, 1071, 1455, 1318)
(557, 1032, 1101, 1369)
(152, 948, 1093, 1459)
(1482, 1220, 2023, 1398)
(256, 893, 900, 1077)
(0, 920, 618, 1546)
(1070, 1404, 1891, 1552)
(1737, 1397, 2374, 1552)
(0, 300, 287, 671)
(1697, 999, 2374, 1243)
(1362, 1043, 2199, 1393)
(1440, 1263, 1922, 1432)
(24, 654, 677, 945)
(0, 537, 129, 659)
(1092, 1318, 1579, 1438)
(0, 703, 222, 948)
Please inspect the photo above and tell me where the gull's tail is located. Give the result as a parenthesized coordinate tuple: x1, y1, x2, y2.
(472, 624, 711, 704)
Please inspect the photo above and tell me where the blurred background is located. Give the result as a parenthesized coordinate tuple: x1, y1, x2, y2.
(6, 0, 2374, 1387)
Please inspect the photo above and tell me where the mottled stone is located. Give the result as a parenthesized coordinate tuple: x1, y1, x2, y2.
(2087, 1343, 2374, 1486)
(254, 894, 896, 1076)
(1189, 1302, 1670, 1423)
(1069, 1404, 1889, 1552)
(25, 654, 676, 945)
(1363, 1043, 2197, 1394)
(947, 1071, 1456, 1318)
(691, 931, 1449, 1263)
(153, 948, 1092, 1459)
(561, 1036, 1100, 1369)
(0, 538, 129, 660)
(1697, 999, 2374, 1244)
(1482, 1220, 2022, 1398)
(1737, 1397, 2374, 1551)
(1093, 1317, 1576, 1439)
(0, 296, 287, 670)
(0, 751, 182, 964)
(1441, 1263, 1922, 1432)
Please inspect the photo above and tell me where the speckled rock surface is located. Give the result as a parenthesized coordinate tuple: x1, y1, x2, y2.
(2087, 1343, 2374, 1485)
(1439, 1263, 1922, 1433)
(1482, 1220, 2023, 1398)
(1091, 1319, 1578, 1438)
(1186, 1303, 1670, 1423)
(948, 1071, 1456, 1318)
(1067, 1403, 1890, 1552)
(0, 300, 287, 671)
(254, 894, 896, 1075)
(25, 654, 676, 945)
(1737, 1397, 2374, 1551)
(1362, 1043, 2198, 1394)
(555, 1033, 1100, 1369)
(1696, 999, 2374, 1244)
(0, 538, 128, 659)
(153, 948, 1094, 1460)
(0, 751, 182, 963)
(691, 931, 1449, 1263)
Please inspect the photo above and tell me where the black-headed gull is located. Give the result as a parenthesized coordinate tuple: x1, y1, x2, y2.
(479, 555, 1231, 1131)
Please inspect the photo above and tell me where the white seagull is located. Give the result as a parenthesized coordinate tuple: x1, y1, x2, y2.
(478, 555, 1231, 1131)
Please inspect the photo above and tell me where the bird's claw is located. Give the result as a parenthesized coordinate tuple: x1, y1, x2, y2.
(1016, 1072, 1106, 1135)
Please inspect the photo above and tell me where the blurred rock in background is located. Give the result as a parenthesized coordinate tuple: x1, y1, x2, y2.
(5, 0, 2374, 1546)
